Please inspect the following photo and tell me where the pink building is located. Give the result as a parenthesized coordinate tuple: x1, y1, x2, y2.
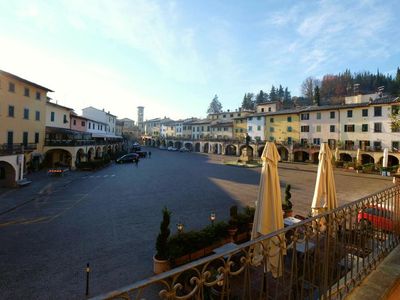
(70, 113, 88, 132)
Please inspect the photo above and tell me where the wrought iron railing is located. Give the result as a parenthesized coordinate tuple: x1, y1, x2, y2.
(0, 143, 37, 155)
(91, 186, 400, 300)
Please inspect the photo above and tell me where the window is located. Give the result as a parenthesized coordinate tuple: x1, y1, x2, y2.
(287, 137, 292, 144)
(287, 116, 292, 122)
(223, 114, 226, 118)
(23, 108, 29, 119)
(270, 127, 274, 132)
(301, 125, 310, 132)
(81, 121, 86, 126)
(374, 122, 382, 133)
(330, 111, 335, 119)
(392, 141, 400, 151)
(201, 126, 204, 131)
(344, 124, 355, 132)
(7, 131, 13, 145)
(313, 138, 321, 145)
(316, 125, 321, 132)
(36, 91, 41, 100)
(240, 128, 243, 133)
(50, 112, 55, 122)
(248, 117, 253, 121)
(89, 123, 91, 129)
(288, 126, 292, 132)
(35, 111, 40, 121)
(270, 118, 274, 123)
(362, 109, 368, 117)
(8, 105, 15, 117)
(34, 132, 39, 144)
(362, 124, 368, 132)
(224, 127, 227, 131)
(268, 107, 272, 112)
(248, 126, 253, 131)
(230, 114, 233, 117)
(316, 112, 321, 120)
(8, 82, 15, 92)
(73, 119, 76, 125)
(24, 87, 30, 97)
(330, 125, 335, 132)
(257, 116, 261, 120)
(374, 106, 382, 117)
(261, 108, 264, 112)
(235, 129, 238, 133)
(373, 141, 382, 150)
(347, 110, 353, 118)
(23, 132, 28, 147)
(300, 138, 308, 145)
(301, 113, 309, 120)
(256, 125, 261, 131)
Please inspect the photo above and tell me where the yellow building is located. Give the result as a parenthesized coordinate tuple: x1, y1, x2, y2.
(0, 70, 53, 186)
(233, 116, 248, 140)
(265, 109, 301, 145)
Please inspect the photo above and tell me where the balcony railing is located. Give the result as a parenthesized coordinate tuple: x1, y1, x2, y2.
(91, 185, 400, 300)
(0, 143, 37, 155)
(44, 140, 122, 147)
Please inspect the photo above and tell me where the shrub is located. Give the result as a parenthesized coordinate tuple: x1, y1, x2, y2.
(282, 184, 293, 211)
(155, 207, 171, 260)
(362, 163, 375, 173)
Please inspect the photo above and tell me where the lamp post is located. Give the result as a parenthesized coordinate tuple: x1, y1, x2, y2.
(177, 222, 184, 234)
(210, 211, 216, 226)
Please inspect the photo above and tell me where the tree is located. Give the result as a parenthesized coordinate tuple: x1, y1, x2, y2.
(301, 77, 320, 100)
(313, 86, 321, 106)
(155, 207, 171, 260)
(255, 90, 267, 104)
(277, 85, 284, 101)
(241, 93, 255, 110)
(283, 87, 291, 102)
(207, 95, 223, 114)
(269, 85, 278, 101)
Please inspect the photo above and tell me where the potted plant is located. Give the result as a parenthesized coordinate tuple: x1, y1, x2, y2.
(282, 184, 293, 218)
(153, 207, 171, 274)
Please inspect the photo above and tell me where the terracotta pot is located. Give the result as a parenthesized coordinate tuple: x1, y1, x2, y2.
(153, 255, 170, 274)
(228, 228, 238, 242)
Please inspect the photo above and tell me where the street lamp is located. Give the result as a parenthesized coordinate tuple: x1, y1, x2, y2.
(210, 211, 216, 225)
(177, 222, 184, 234)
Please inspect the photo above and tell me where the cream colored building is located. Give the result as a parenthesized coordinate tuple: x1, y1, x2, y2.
(46, 101, 73, 129)
(0, 70, 53, 186)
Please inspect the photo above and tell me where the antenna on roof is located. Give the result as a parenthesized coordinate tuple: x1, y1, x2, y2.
(377, 86, 384, 97)
(353, 83, 360, 95)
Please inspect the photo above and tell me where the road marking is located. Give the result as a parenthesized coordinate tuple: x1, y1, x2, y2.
(103, 175, 108, 178)
(44, 193, 90, 223)
(89, 176, 94, 178)
(0, 216, 51, 228)
(111, 174, 116, 177)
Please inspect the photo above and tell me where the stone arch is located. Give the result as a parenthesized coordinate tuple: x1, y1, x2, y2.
(87, 147, 95, 161)
(239, 145, 254, 157)
(184, 142, 193, 151)
(277, 146, 289, 161)
(174, 141, 182, 149)
(361, 154, 374, 165)
(203, 142, 209, 153)
(44, 149, 73, 168)
(258, 146, 264, 157)
(95, 146, 102, 159)
(76, 148, 85, 164)
(311, 152, 319, 163)
(194, 143, 201, 152)
(378, 155, 399, 167)
(0, 161, 16, 187)
(225, 144, 237, 156)
(340, 153, 352, 162)
(294, 150, 309, 162)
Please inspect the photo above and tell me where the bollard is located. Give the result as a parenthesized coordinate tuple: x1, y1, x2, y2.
(86, 263, 90, 297)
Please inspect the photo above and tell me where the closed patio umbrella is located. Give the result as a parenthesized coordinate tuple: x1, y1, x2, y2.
(356, 148, 361, 166)
(311, 143, 338, 216)
(334, 147, 340, 161)
(251, 142, 285, 277)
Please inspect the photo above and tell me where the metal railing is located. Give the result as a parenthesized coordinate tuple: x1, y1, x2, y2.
(0, 143, 37, 155)
(44, 140, 122, 147)
(91, 185, 400, 300)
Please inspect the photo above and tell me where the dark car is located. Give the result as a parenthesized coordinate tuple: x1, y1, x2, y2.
(116, 153, 139, 164)
(135, 151, 147, 158)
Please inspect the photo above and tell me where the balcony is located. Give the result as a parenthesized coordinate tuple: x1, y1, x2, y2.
(44, 139, 123, 147)
(91, 186, 400, 300)
(0, 143, 37, 155)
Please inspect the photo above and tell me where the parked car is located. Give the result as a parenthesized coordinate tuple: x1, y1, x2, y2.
(135, 150, 147, 158)
(179, 147, 190, 152)
(116, 153, 139, 164)
(167, 146, 178, 151)
(159, 146, 167, 150)
(357, 206, 394, 231)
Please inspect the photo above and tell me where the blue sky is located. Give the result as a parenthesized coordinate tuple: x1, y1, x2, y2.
(0, 0, 399, 122)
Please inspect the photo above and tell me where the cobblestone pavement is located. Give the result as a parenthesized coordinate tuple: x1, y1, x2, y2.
(0, 148, 393, 299)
